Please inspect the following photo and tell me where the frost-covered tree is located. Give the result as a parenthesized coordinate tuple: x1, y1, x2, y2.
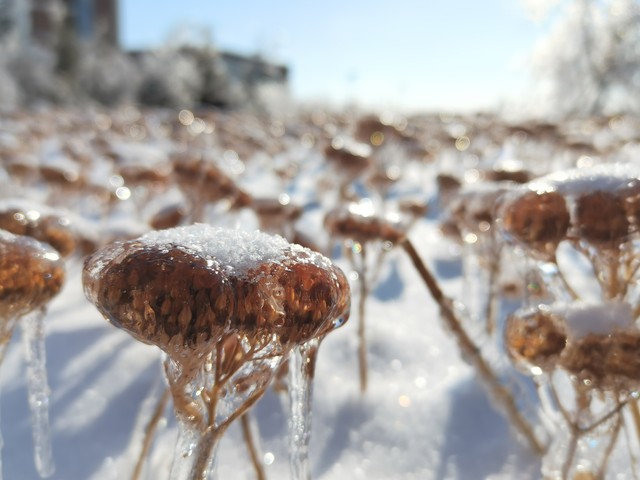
(525, 0, 640, 117)
(137, 48, 203, 108)
(76, 40, 141, 106)
(179, 44, 246, 108)
(0, 0, 14, 43)
(9, 43, 71, 105)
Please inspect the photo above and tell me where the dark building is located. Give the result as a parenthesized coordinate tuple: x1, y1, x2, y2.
(28, 0, 118, 47)
(221, 51, 289, 86)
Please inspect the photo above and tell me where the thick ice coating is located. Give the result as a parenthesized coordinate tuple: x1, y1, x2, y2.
(82, 224, 351, 358)
(504, 306, 567, 374)
(526, 163, 640, 196)
(0, 198, 94, 257)
(499, 163, 640, 254)
(505, 301, 640, 390)
(562, 301, 633, 339)
(0, 229, 65, 320)
(324, 206, 404, 245)
(500, 190, 570, 259)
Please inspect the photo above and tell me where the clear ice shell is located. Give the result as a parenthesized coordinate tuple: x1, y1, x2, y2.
(21, 308, 54, 478)
(288, 338, 320, 480)
(526, 163, 640, 196)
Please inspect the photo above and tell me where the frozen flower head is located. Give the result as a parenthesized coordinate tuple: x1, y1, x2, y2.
(171, 152, 252, 209)
(622, 178, 640, 229)
(82, 224, 350, 362)
(0, 199, 79, 258)
(0, 229, 65, 320)
(560, 330, 640, 391)
(499, 163, 640, 257)
(504, 305, 567, 375)
(324, 205, 405, 246)
(447, 182, 513, 238)
(505, 300, 640, 391)
(575, 190, 630, 247)
(323, 140, 371, 181)
(500, 190, 570, 261)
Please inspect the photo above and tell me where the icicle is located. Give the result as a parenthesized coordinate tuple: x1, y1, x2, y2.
(288, 338, 320, 480)
(0, 316, 17, 480)
(0, 378, 3, 480)
(21, 307, 54, 478)
(165, 355, 223, 480)
(168, 418, 204, 480)
(129, 375, 170, 480)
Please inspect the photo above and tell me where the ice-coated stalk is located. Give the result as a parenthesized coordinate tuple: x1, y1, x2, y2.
(357, 245, 369, 393)
(0, 381, 3, 480)
(169, 418, 203, 480)
(461, 243, 497, 337)
(131, 383, 171, 480)
(21, 308, 54, 478)
(240, 413, 266, 480)
(535, 259, 578, 303)
(0, 318, 17, 480)
(288, 338, 320, 480)
(402, 237, 545, 455)
(168, 393, 223, 480)
(165, 357, 222, 480)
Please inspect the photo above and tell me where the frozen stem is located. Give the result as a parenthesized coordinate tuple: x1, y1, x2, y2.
(21, 308, 54, 478)
(401, 237, 545, 456)
(240, 413, 267, 480)
(357, 245, 369, 393)
(131, 386, 171, 480)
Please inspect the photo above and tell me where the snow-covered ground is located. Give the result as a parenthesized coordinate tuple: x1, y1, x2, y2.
(1, 106, 639, 480)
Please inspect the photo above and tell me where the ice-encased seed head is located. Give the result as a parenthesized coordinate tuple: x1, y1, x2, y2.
(504, 307, 567, 374)
(575, 190, 630, 247)
(324, 207, 404, 246)
(559, 330, 640, 391)
(82, 242, 234, 358)
(83, 225, 351, 359)
(238, 253, 351, 346)
(0, 207, 76, 258)
(622, 178, 640, 229)
(0, 229, 65, 320)
(500, 190, 570, 260)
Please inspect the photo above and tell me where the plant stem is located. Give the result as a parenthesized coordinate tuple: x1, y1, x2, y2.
(241, 413, 266, 480)
(131, 386, 171, 480)
(357, 245, 369, 393)
(401, 237, 545, 455)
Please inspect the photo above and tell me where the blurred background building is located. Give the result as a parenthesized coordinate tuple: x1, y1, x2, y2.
(2, 0, 118, 46)
(0, 0, 288, 108)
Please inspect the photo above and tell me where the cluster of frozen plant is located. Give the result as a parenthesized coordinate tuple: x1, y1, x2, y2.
(1, 104, 640, 480)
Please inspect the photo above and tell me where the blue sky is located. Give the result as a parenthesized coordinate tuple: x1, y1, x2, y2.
(120, 1, 549, 112)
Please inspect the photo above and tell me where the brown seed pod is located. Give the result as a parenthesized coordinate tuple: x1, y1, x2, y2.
(323, 142, 371, 181)
(559, 330, 640, 390)
(148, 203, 188, 230)
(504, 307, 567, 374)
(354, 114, 403, 146)
(238, 253, 350, 347)
(250, 197, 303, 234)
(83, 242, 235, 360)
(83, 226, 350, 361)
(0, 229, 65, 320)
(622, 178, 640, 229)
(324, 206, 405, 246)
(575, 190, 630, 247)
(500, 190, 570, 260)
(484, 168, 531, 184)
(448, 184, 509, 236)
(0, 208, 76, 258)
(172, 153, 248, 207)
(398, 198, 429, 220)
(118, 164, 172, 188)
